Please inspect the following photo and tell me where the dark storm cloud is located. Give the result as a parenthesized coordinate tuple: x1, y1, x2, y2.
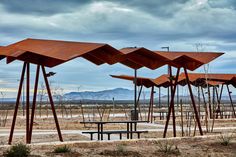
(0, 0, 92, 15)
(116, 0, 189, 18)
(208, 0, 236, 9)
(0, 0, 236, 96)
(1, 0, 236, 45)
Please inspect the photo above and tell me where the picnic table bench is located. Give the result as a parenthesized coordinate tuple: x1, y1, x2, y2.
(80, 120, 148, 140)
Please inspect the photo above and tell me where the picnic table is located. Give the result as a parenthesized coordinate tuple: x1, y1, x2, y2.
(80, 120, 148, 140)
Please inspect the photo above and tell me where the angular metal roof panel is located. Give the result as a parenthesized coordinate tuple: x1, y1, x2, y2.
(155, 51, 224, 71)
(110, 74, 155, 88)
(178, 73, 236, 87)
(120, 47, 170, 70)
(3, 38, 123, 67)
(0, 46, 6, 60)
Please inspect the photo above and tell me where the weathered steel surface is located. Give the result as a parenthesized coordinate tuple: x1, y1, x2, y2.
(155, 51, 224, 71)
(120, 47, 170, 70)
(2, 38, 123, 67)
(110, 75, 154, 88)
(111, 72, 236, 88)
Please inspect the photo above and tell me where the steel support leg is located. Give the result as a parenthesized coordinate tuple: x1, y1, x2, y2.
(163, 68, 180, 138)
(150, 86, 154, 123)
(219, 85, 224, 118)
(227, 85, 236, 118)
(42, 66, 63, 142)
(147, 87, 153, 122)
(137, 85, 143, 120)
(8, 62, 27, 144)
(184, 67, 203, 135)
(169, 66, 176, 137)
(28, 65, 40, 143)
(26, 63, 30, 143)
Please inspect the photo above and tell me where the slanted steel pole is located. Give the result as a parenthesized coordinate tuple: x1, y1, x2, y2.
(8, 62, 27, 145)
(26, 63, 30, 143)
(169, 65, 176, 137)
(137, 85, 143, 120)
(218, 84, 224, 118)
(177, 85, 179, 107)
(212, 86, 216, 119)
(137, 85, 143, 104)
(167, 87, 170, 107)
(184, 67, 203, 135)
(215, 85, 223, 119)
(215, 86, 219, 119)
(42, 66, 63, 142)
(28, 65, 40, 143)
(227, 85, 236, 118)
(198, 86, 201, 117)
(148, 86, 154, 122)
(134, 69, 138, 120)
(163, 67, 180, 138)
(150, 86, 154, 123)
(159, 87, 161, 108)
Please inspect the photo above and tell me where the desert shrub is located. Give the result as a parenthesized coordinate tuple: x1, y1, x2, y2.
(155, 141, 180, 155)
(53, 145, 71, 153)
(116, 144, 126, 153)
(219, 133, 233, 146)
(3, 143, 31, 157)
(100, 144, 141, 156)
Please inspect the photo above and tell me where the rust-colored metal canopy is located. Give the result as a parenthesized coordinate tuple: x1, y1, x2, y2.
(185, 73, 236, 87)
(2, 38, 123, 67)
(119, 47, 170, 70)
(111, 74, 174, 88)
(111, 72, 234, 88)
(110, 74, 155, 88)
(155, 51, 224, 71)
(152, 74, 172, 88)
(176, 73, 236, 88)
(0, 46, 7, 60)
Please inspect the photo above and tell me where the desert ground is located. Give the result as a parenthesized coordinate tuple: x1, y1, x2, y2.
(0, 106, 235, 156)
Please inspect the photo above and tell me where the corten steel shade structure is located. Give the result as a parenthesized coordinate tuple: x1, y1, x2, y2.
(178, 73, 236, 118)
(154, 51, 224, 137)
(112, 50, 223, 137)
(111, 72, 230, 122)
(0, 46, 6, 60)
(1, 38, 123, 144)
(110, 74, 158, 122)
(110, 75, 155, 88)
(118, 47, 171, 120)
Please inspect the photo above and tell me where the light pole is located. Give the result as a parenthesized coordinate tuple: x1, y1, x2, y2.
(161, 47, 171, 107)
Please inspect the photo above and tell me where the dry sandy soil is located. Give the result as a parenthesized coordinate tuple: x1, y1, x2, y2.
(0, 109, 236, 156)
(0, 134, 236, 157)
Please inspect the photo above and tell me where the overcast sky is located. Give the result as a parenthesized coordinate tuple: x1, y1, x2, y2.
(0, 0, 236, 97)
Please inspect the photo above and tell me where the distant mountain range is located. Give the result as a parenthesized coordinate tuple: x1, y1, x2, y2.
(63, 88, 146, 100)
(64, 88, 236, 103)
(1, 88, 236, 103)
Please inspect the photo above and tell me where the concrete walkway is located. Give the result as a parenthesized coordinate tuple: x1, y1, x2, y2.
(0, 123, 235, 141)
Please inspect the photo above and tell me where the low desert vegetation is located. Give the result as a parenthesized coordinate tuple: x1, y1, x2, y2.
(3, 143, 31, 157)
(53, 145, 71, 153)
(154, 140, 180, 155)
(116, 144, 126, 153)
(219, 133, 234, 146)
(100, 144, 141, 156)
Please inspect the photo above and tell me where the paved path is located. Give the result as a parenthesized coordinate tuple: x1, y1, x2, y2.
(0, 122, 235, 141)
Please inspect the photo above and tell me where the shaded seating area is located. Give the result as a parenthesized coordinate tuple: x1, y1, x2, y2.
(0, 38, 123, 144)
(80, 120, 148, 140)
(111, 51, 224, 137)
(0, 38, 226, 144)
